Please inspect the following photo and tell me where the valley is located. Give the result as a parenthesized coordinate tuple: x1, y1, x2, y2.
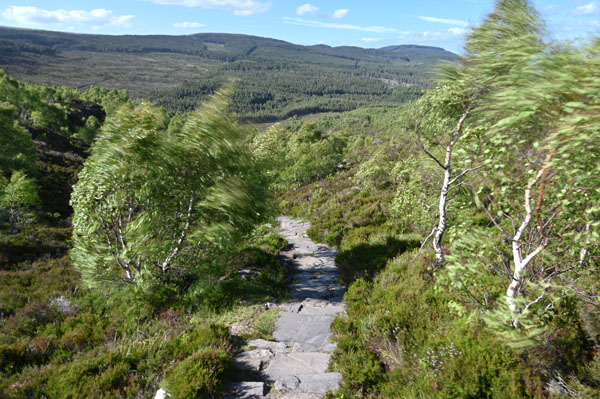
(0, 27, 455, 121)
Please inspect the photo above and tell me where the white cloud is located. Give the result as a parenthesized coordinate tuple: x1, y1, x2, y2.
(2, 6, 133, 28)
(418, 16, 469, 27)
(174, 21, 205, 28)
(448, 27, 467, 35)
(360, 37, 381, 43)
(150, 0, 271, 15)
(573, 1, 597, 15)
(399, 27, 469, 42)
(331, 9, 348, 19)
(296, 3, 318, 16)
(282, 17, 398, 33)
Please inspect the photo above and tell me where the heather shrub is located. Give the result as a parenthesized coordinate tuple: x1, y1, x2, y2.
(168, 323, 232, 360)
(163, 348, 230, 399)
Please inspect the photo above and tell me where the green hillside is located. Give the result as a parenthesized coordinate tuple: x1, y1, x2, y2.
(0, 27, 456, 121)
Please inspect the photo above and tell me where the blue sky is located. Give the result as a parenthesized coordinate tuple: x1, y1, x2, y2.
(1, 1, 598, 53)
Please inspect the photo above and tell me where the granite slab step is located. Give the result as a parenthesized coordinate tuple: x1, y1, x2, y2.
(275, 373, 343, 394)
(273, 312, 335, 350)
(265, 352, 331, 379)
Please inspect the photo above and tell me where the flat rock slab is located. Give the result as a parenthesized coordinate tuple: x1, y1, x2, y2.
(290, 285, 330, 300)
(299, 304, 345, 317)
(293, 272, 318, 281)
(289, 280, 327, 290)
(273, 312, 334, 350)
(248, 339, 290, 354)
(265, 352, 331, 379)
(293, 256, 324, 270)
(233, 349, 274, 372)
(275, 373, 343, 394)
(292, 274, 338, 287)
(282, 300, 345, 316)
(267, 394, 322, 399)
(289, 242, 314, 254)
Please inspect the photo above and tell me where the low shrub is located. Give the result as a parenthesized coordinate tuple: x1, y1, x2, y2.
(96, 361, 131, 391)
(0, 255, 78, 322)
(3, 302, 61, 339)
(58, 319, 103, 351)
(0, 342, 29, 373)
(163, 348, 230, 399)
(429, 328, 537, 399)
(333, 346, 385, 395)
(537, 296, 596, 376)
(168, 323, 232, 360)
(331, 252, 544, 399)
(42, 350, 141, 399)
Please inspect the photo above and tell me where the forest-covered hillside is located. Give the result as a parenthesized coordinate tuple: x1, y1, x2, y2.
(0, 27, 455, 122)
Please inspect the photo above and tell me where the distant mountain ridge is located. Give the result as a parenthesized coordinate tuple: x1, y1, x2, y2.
(0, 26, 457, 121)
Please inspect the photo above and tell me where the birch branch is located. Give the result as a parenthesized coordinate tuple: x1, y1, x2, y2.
(416, 139, 445, 170)
(448, 164, 484, 187)
(413, 226, 437, 261)
(481, 201, 510, 238)
(522, 290, 547, 314)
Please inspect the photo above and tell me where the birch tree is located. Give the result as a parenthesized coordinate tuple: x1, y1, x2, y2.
(409, 79, 480, 269)
(478, 39, 600, 329)
(440, 2, 599, 338)
(409, 0, 545, 268)
(71, 87, 269, 295)
(0, 102, 37, 176)
(0, 170, 39, 233)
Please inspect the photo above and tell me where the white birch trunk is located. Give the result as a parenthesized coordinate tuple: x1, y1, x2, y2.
(430, 108, 470, 268)
(505, 152, 553, 326)
(433, 143, 452, 268)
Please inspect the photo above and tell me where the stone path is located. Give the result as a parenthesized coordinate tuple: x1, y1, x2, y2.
(226, 217, 345, 399)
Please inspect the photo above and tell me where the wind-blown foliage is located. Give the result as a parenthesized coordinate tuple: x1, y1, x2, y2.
(0, 170, 39, 233)
(441, 2, 600, 342)
(71, 87, 270, 297)
(400, 0, 600, 345)
(1, 1, 599, 396)
(252, 120, 347, 189)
